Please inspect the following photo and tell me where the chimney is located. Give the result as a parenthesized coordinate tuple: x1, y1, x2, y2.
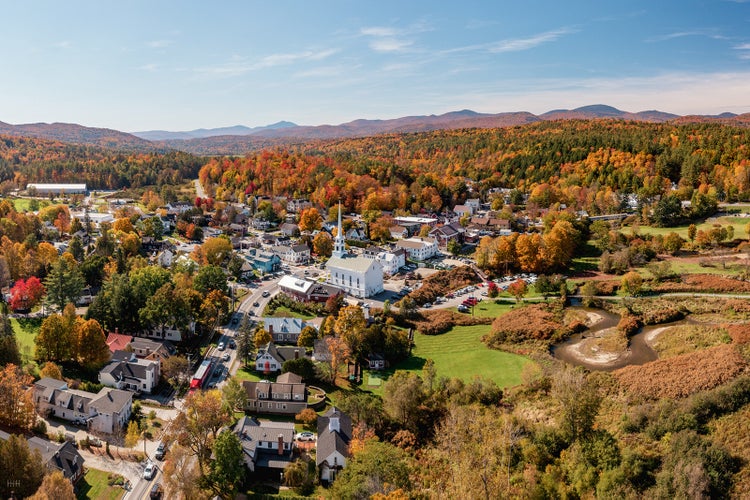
(277, 434, 284, 455)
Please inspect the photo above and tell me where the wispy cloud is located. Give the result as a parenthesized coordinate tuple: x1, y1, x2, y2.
(53, 41, 72, 49)
(647, 30, 727, 42)
(193, 49, 339, 78)
(360, 22, 431, 53)
(735, 43, 750, 59)
(488, 28, 576, 53)
(139, 63, 158, 72)
(147, 40, 173, 48)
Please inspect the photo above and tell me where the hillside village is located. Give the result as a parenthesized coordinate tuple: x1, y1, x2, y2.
(3, 118, 750, 498)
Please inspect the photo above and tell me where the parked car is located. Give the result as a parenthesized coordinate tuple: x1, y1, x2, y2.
(154, 442, 166, 460)
(149, 482, 162, 499)
(143, 461, 156, 480)
(457, 305, 470, 313)
(296, 432, 316, 442)
(253, 302, 260, 307)
(228, 339, 236, 349)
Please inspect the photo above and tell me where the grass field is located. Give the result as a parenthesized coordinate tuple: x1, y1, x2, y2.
(234, 366, 265, 383)
(75, 469, 125, 500)
(630, 215, 750, 240)
(365, 319, 531, 395)
(11, 317, 41, 365)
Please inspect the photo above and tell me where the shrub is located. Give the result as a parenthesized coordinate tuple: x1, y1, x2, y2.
(614, 344, 746, 399)
(408, 266, 479, 305)
(727, 324, 750, 344)
(485, 303, 569, 346)
(414, 309, 491, 336)
(617, 315, 642, 337)
(594, 281, 619, 296)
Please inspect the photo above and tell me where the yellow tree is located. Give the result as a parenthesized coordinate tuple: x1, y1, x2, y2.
(516, 233, 543, 273)
(39, 361, 62, 380)
(29, 470, 74, 500)
(324, 335, 350, 386)
(112, 217, 135, 234)
(542, 220, 579, 271)
(201, 236, 233, 266)
(335, 305, 367, 357)
(0, 364, 36, 431)
(75, 318, 111, 369)
(170, 389, 232, 473)
(298, 207, 323, 233)
(313, 231, 333, 257)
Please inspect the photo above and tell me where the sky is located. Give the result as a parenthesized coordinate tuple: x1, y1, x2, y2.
(1, 0, 750, 131)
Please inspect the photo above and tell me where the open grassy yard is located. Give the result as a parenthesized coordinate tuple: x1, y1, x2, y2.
(263, 305, 316, 320)
(75, 469, 125, 500)
(233, 365, 265, 383)
(628, 215, 750, 240)
(365, 320, 531, 395)
(11, 317, 41, 365)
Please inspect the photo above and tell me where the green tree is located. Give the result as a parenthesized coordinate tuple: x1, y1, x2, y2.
(282, 357, 316, 381)
(236, 315, 255, 366)
(652, 194, 682, 227)
(552, 366, 601, 442)
(193, 265, 228, 295)
(581, 281, 597, 307)
(161, 355, 190, 387)
(447, 238, 462, 256)
(43, 258, 84, 310)
(208, 430, 245, 498)
(221, 378, 248, 412)
(383, 371, 426, 431)
(332, 440, 412, 499)
(688, 223, 698, 242)
(0, 314, 20, 366)
(284, 456, 317, 495)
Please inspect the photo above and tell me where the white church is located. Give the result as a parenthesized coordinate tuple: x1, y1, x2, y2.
(326, 204, 384, 298)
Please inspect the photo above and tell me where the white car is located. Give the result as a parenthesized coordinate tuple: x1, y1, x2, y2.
(217, 342, 226, 351)
(143, 461, 156, 480)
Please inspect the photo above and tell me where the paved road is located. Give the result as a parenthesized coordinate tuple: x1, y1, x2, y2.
(194, 178, 207, 199)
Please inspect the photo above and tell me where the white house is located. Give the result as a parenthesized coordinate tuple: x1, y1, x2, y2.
(98, 351, 160, 394)
(317, 407, 352, 483)
(395, 237, 439, 261)
(274, 244, 310, 265)
(33, 378, 132, 435)
(326, 203, 384, 298)
(255, 342, 308, 373)
(376, 249, 407, 275)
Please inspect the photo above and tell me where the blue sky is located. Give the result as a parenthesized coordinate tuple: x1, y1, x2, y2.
(1, 0, 749, 131)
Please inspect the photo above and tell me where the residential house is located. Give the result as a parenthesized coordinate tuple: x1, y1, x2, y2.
(376, 249, 407, 275)
(286, 199, 312, 213)
(251, 251, 282, 275)
(312, 339, 331, 363)
(453, 204, 473, 218)
(98, 351, 160, 394)
(429, 222, 466, 249)
(0, 430, 84, 485)
(317, 407, 352, 483)
(242, 372, 307, 415)
(234, 416, 296, 474)
(466, 198, 481, 212)
(129, 338, 176, 362)
(345, 227, 367, 241)
(255, 342, 309, 373)
(105, 332, 132, 354)
(278, 275, 343, 303)
(396, 237, 439, 261)
(274, 244, 310, 265)
(366, 353, 386, 370)
(263, 317, 309, 344)
(33, 378, 132, 435)
(389, 225, 409, 240)
(156, 248, 174, 268)
(279, 223, 300, 237)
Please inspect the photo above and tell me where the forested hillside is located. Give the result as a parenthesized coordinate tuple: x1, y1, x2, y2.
(199, 120, 750, 214)
(0, 135, 203, 190)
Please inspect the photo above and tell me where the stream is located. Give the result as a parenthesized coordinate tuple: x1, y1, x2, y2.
(551, 307, 698, 371)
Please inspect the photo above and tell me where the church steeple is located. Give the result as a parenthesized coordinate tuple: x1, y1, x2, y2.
(332, 201, 346, 258)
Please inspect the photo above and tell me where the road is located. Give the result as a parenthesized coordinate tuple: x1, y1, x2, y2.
(194, 178, 207, 199)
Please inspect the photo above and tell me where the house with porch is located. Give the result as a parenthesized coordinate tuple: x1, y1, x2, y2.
(317, 407, 352, 483)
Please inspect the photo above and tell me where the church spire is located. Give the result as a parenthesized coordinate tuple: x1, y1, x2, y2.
(332, 200, 346, 258)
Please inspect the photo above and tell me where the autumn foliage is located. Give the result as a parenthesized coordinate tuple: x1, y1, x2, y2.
(485, 303, 569, 346)
(9, 277, 45, 311)
(614, 344, 746, 399)
(408, 266, 479, 305)
(651, 274, 750, 294)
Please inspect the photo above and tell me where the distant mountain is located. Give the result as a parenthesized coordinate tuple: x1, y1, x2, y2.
(0, 121, 156, 151)
(3, 105, 749, 156)
(539, 104, 679, 122)
(133, 121, 297, 141)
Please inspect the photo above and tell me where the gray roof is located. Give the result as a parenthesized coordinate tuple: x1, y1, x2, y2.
(263, 317, 306, 335)
(233, 416, 295, 469)
(28, 438, 84, 481)
(316, 407, 352, 466)
(91, 388, 132, 414)
(326, 255, 382, 273)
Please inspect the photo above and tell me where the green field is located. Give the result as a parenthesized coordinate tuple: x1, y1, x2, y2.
(630, 215, 750, 240)
(365, 317, 531, 395)
(11, 317, 41, 365)
(75, 469, 125, 500)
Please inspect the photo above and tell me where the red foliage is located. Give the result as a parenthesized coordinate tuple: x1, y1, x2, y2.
(651, 274, 750, 294)
(726, 324, 750, 344)
(485, 303, 568, 346)
(614, 344, 746, 399)
(9, 277, 45, 312)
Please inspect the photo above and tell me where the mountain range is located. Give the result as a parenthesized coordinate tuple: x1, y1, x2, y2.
(1, 105, 748, 155)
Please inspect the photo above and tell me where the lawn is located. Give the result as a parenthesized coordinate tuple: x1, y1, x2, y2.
(233, 366, 266, 383)
(11, 317, 42, 365)
(365, 320, 531, 395)
(75, 468, 125, 500)
(628, 215, 750, 240)
(265, 305, 316, 320)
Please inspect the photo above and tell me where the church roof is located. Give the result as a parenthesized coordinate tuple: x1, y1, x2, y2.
(326, 255, 381, 273)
